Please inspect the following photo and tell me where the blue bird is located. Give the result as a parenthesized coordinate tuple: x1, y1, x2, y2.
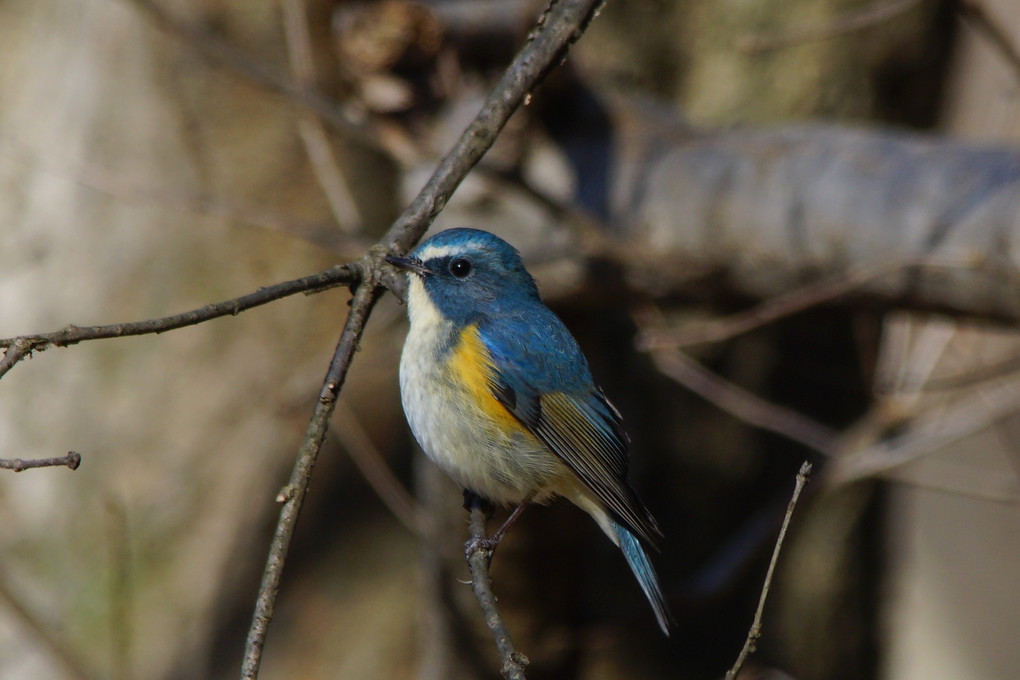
(386, 228, 673, 635)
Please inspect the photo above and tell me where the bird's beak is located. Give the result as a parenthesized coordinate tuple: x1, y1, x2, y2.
(385, 254, 431, 277)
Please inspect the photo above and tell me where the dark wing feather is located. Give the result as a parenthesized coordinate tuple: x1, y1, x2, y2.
(531, 391, 661, 547)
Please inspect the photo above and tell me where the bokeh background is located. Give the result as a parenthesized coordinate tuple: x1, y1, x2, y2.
(0, 1, 1018, 679)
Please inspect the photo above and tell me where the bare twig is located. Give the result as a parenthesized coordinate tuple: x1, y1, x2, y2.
(335, 403, 427, 535)
(738, 0, 923, 53)
(282, 0, 364, 233)
(0, 266, 356, 380)
(958, 0, 1020, 85)
(240, 1, 604, 676)
(0, 451, 81, 472)
(725, 461, 812, 680)
(466, 501, 528, 680)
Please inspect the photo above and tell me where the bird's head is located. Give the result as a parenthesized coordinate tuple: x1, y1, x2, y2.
(386, 228, 540, 326)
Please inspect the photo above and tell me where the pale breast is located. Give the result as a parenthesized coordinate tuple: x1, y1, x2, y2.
(398, 281, 564, 504)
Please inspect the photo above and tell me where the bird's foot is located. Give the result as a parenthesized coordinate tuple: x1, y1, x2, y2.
(464, 500, 528, 559)
(464, 534, 502, 560)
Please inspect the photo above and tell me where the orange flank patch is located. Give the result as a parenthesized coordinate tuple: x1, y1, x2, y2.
(447, 324, 523, 436)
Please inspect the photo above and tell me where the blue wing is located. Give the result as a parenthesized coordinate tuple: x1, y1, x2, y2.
(477, 304, 662, 547)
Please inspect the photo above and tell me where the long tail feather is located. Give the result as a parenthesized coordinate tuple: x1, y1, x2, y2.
(613, 519, 675, 636)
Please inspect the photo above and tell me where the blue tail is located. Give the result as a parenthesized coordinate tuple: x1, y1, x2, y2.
(614, 520, 674, 635)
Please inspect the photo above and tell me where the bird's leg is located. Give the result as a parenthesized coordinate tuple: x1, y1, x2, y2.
(464, 496, 529, 558)
(488, 502, 528, 546)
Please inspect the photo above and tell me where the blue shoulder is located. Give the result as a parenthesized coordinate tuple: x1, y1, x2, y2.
(476, 300, 593, 394)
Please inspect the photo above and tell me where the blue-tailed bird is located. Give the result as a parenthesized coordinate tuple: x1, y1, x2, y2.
(386, 228, 673, 634)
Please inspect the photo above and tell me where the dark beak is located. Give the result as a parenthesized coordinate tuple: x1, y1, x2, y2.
(385, 254, 431, 277)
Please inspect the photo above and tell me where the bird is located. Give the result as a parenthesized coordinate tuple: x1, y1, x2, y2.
(386, 227, 674, 635)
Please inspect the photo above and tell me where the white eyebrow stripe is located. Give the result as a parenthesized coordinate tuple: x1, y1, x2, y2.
(416, 243, 476, 261)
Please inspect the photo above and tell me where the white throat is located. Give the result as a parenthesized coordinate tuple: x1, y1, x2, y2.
(405, 275, 445, 332)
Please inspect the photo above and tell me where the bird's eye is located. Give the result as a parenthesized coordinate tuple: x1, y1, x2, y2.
(449, 258, 472, 278)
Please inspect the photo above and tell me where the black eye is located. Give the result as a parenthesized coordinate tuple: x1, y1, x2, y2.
(449, 258, 472, 278)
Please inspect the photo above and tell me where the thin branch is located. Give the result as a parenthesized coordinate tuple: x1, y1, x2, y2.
(0, 265, 356, 380)
(830, 374, 1020, 485)
(644, 342, 838, 456)
(637, 258, 956, 350)
(334, 403, 427, 535)
(915, 352, 1020, 391)
(466, 500, 528, 680)
(883, 317, 957, 396)
(240, 1, 604, 676)
(0, 451, 81, 472)
(637, 305, 837, 455)
(0, 136, 364, 252)
(725, 461, 812, 680)
(737, 0, 923, 53)
(881, 461, 1018, 503)
(296, 120, 365, 232)
(123, 0, 379, 146)
(958, 0, 1020, 85)
(281, 0, 364, 233)
(241, 281, 382, 680)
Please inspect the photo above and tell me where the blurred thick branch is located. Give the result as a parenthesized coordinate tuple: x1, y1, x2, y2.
(614, 123, 1020, 324)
